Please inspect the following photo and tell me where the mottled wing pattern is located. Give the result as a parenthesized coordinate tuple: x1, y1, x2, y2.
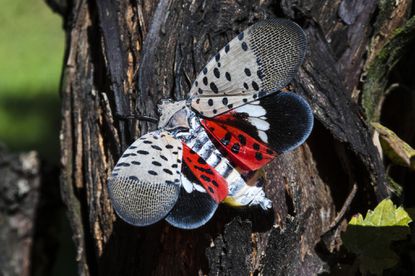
(190, 19, 306, 117)
(201, 92, 314, 171)
(108, 131, 183, 226)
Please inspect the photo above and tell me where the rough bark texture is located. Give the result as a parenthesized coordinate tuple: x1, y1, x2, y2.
(0, 148, 40, 276)
(58, 0, 413, 275)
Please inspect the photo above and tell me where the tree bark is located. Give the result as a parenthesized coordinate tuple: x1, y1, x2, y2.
(58, 0, 413, 275)
(0, 148, 40, 276)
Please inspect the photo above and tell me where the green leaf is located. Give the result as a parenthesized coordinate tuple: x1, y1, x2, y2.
(342, 199, 412, 275)
(372, 122, 415, 171)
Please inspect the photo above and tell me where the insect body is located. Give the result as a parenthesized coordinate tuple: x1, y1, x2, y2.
(108, 19, 314, 229)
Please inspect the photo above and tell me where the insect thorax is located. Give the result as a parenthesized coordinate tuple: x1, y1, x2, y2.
(157, 99, 189, 130)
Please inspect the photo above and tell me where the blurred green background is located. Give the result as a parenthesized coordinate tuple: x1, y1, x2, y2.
(0, 0, 63, 162)
(0, 0, 77, 275)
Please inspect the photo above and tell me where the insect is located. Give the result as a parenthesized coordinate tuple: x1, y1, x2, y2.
(108, 18, 313, 229)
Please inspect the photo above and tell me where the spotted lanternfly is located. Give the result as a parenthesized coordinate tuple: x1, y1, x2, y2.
(108, 19, 314, 229)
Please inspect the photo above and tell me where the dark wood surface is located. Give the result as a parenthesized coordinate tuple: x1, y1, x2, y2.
(0, 148, 40, 276)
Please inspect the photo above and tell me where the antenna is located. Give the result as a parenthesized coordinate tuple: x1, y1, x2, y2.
(115, 113, 158, 124)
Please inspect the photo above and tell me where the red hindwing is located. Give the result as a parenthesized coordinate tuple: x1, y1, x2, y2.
(201, 112, 277, 171)
(182, 144, 228, 203)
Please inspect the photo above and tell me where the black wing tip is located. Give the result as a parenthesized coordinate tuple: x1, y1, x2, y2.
(165, 186, 219, 230)
(279, 100, 314, 153)
(165, 205, 218, 230)
(277, 92, 314, 153)
(260, 92, 314, 153)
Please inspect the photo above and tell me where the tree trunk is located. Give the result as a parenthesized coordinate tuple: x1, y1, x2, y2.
(58, 0, 414, 275)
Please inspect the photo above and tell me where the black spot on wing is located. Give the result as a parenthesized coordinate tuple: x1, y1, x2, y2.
(194, 165, 214, 175)
(200, 175, 211, 182)
(231, 143, 240, 154)
(225, 72, 231, 81)
(163, 169, 173, 175)
(122, 153, 137, 157)
(137, 150, 149, 155)
(255, 152, 263, 161)
(221, 132, 232, 146)
(213, 68, 220, 78)
(151, 145, 162, 150)
(241, 42, 248, 51)
(210, 82, 219, 93)
(215, 53, 220, 61)
(244, 68, 251, 76)
(148, 170, 157, 175)
(152, 161, 162, 166)
(238, 135, 246, 146)
(117, 162, 130, 167)
(198, 157, 206, 164)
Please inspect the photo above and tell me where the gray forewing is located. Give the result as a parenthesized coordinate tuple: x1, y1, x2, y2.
(108, 131, 183, 226)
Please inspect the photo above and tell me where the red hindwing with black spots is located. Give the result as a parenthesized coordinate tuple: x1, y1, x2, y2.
(201, 112, 277, 171)
(182, 144, 228, 202)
